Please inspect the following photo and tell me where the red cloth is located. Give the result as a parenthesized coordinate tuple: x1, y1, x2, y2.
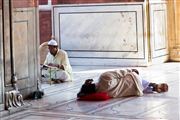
(78, 92, 110, 101)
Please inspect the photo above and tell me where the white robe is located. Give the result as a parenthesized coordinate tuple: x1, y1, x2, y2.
(97, 69, 144, 98)
(44, 49, 73, 81)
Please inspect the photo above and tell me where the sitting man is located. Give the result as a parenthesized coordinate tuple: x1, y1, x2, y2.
(43, 38, 73, 83)
(77, 69, 168, 99)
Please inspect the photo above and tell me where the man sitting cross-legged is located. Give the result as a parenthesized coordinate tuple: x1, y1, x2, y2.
(42, 38, 73, 83)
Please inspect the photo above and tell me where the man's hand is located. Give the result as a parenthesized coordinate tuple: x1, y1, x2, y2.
(59, 65, 64, 70)
(48, 63, 64, 70)
(48, 63, 59, 68)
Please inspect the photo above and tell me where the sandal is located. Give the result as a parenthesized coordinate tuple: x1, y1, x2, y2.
(154, 83, 168, 93)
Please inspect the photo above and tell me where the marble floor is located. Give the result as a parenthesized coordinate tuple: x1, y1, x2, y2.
(1, 62, 180, 120)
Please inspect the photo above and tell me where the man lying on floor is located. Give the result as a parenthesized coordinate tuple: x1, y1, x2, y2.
(77, 69, 168, 100)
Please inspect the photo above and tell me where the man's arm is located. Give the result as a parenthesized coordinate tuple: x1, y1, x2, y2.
(47, 63, 64, 70)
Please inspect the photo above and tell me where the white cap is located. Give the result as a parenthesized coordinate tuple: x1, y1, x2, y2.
(48, 39, 58, 46)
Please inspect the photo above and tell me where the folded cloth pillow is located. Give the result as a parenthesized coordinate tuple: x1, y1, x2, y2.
(78, 92, 110, 101)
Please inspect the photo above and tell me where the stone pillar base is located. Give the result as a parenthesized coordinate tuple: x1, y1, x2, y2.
(170, 47, 180, 61)
(5, 90, 24, 110)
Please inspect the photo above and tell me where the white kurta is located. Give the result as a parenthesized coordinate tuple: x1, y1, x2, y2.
(44, 49, 73, 81)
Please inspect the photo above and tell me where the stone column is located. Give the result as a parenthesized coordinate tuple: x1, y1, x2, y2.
(167, 0, 180, 61)
(0, 0, 4, 111)
(3, 0, 13, 89)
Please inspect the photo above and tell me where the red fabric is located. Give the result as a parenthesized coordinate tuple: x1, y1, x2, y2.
(78, 92, 110, 101)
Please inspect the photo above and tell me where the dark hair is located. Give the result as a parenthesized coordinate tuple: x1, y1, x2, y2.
(77, 79, 96, 97)
(132, 69, 139, 75)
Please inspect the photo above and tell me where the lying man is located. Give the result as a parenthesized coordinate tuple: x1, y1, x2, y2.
(77, 69, 168, 99)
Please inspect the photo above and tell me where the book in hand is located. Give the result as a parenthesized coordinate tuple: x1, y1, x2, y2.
(41, 64, 58, 69)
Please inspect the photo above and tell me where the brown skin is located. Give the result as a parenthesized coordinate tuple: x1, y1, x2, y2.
(48, 45, 58, 56)
(48, 45, 64, 70)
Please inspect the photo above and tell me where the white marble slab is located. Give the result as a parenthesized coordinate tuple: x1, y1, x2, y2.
(52, 3, 148, 66)
(60, 12, 138, 52)
(150, 3, 169, 59)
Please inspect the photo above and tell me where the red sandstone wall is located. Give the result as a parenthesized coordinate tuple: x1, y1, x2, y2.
(39, 0, 52, 44)
(0, 0, 2, 9)
(52, 0, 144, 4)
(12, 0, 38, 8)
(39, 0, 48, 5)
(39, 11, 52, 44)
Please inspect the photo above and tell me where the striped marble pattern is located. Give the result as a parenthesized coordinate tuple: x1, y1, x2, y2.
(1, 62, 180, 120)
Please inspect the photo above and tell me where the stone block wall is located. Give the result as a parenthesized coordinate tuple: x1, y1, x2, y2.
(39, 11, 52, 44)
(12, 0, 38, 8)
(0, 0, 1, 9)
(39, 0, 48, 5)
(39, 0, 52, 44)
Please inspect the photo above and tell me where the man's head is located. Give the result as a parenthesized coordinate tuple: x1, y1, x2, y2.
(48, 39, 58, 56)
(132, 69, 139, 75)
(77, 79, 96, 97)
